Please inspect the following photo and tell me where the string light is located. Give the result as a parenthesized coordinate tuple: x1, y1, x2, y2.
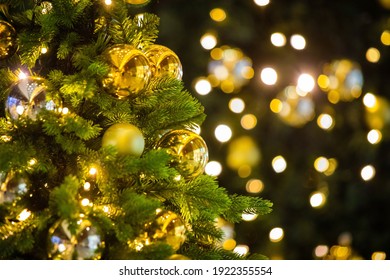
(17, 209, 31, 221)
(310, 192, 326, 208)
(18, 71, 28, 80)
(104, 0, 112, 5)
(41, 47, 48, 54)
(314, 157, 330, 173)
(242, 212, 258, 221)
(233, 245, 250, 256)
(89, 167, 98, 176)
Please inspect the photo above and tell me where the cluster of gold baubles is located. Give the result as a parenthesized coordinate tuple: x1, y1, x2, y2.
(102, 43, 183, 99)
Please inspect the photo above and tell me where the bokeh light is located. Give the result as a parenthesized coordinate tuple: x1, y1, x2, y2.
(366, 47, 380, 63)
(297, 73, 315, 94)
(361, 165, 375, 181)
(260, 67, 278, 85)
(310, 192, 327, 208)
(272, 156, 287, 173)
(229, 98, 245, 113)
(194, 78, 212, 95)
(381, 30, 390, 46)
(246, 179, 264, 194)
(314, 245, 329, 258)
(215, 124, 232, 142)
(270, 32, 286, 47)
(367, 129, 382, 144)
(317, 114, 334, 130)
(205, 161, 223, 176)
(372, 252, 386, 260)
(240, 114, 258, 130)
(210, 8, 227, 22)
(269, 227, 284, 242)
(254, 0, 270, 6)
(233, 245, 250, 256)
(290, 34, 306, 50)
(363, 93, 377, 110)
(200, 33, 218, 50)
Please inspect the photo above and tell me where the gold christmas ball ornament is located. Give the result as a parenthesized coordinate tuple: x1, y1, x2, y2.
(145, 44, 183, 80)
(5, 76, 59, 122)
(156, 129, 208, 178)
(102, 123, 145, 156)
(168, 254, 191, 260)
(125, 0, 151, 5)
(0, 20, 17, 60)
(102, 44, 151, 98)
(48, 218, 104, 260)
(130, 210, 186, 252)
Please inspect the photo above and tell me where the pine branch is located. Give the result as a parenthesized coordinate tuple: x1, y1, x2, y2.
(49, 175, 80, 220)
(223, 195, 273, 223)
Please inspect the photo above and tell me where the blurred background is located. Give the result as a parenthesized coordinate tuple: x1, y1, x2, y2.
(140, 0, 390, 259)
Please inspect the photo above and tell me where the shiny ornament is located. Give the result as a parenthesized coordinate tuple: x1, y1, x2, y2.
(102, 44, 151, 98)
(274, 86, 315, 127)
(102, 123, 145, 156)
(0, 172, 29, 204)
(125, 0, 151, 5)
(130, 210, 186, 251)
(145, 45, 183, 80)
(5, 76, 58, 121)
(156, 129, 208, 178)
(320, 59, 364, 102)
(48, 218, 104, 260)
(168, 254, 190, 260)
(0, 20, 17, 60)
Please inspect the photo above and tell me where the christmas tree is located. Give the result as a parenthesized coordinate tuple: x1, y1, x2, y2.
(0, 0, 272, 260)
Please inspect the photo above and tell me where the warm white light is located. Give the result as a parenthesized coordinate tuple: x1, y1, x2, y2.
(367, 129, 382, 144)
(361, 165, 375, 181)
(270, 32, 286, 47)
(81, 198, 90, 207)
(17, 209, 31, 221)
(28, 158, 37, 166)
(246, 179, 264, 193)
(254, 0, 270, 6)
(62, 107, 69, 115)
(195, 78, 212, 95)
(310, 192, 326, 208)
(215, 124, 232, 143)
(58, 244, 67, 253)
(233, 245, 250, 256)
(297, 73, 315, 93)
(317, 114, 334, 130)
(200, 33, 218, 50)
(103, 206, 110, 213)
(260, 67, 278, 85)
(314, 157, 330, 173)
(314, 245, 329, 258)
(16, 105, 25, 115)
(104, 0, 112, 5)
(229, 98, 245, 113)
(363, 93, 377, 108)
(242, 212, 258, 221)
(290, 34, 306, 50)
(89, 167, 97, 175)
(214, 65, 229, 80)
(83, 182, 91, 191)
(272, 156, 287, 173)
(18, 72, 28, 80)
(205, 161, 223, 176)
(269, 227, 284, 242)
(41, 47, 48, 54)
